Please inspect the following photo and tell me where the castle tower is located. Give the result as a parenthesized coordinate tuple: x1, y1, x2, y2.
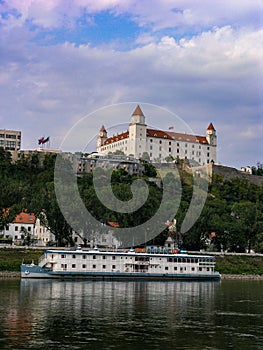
(129, 105, 147, 158)
(206, 123, 217, 146)
(97, 125, 108, 149)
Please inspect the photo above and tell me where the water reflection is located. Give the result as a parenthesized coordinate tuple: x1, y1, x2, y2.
(0, 280, 262, 350)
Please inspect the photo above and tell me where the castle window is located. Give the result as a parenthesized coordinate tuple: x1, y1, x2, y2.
(154, 134, 157, 137)
(177, 143, 179, 147)
(169, 147, 171, 152)
(159, 140, 162, 144)
(169, 141, 171, 145)
(177, 149, 179, 153)
(150, 139, 153, 142)
(159, 146, 162, 151)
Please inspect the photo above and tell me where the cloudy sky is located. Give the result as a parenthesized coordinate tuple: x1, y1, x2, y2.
(0, 0, 262, 168)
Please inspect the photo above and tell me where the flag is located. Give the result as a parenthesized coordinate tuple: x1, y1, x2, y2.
(38, 137, 45, 145)
(168, 126, 174, 130)
(43, 136, 50, 144)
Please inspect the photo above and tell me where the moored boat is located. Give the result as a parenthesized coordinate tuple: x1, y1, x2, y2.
(20, 245, 221, 280)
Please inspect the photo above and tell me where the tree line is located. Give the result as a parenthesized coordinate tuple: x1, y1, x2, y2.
(0, 148, 263, 252)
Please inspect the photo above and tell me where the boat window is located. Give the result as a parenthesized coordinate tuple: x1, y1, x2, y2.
(103, 265, 106, 269)
(112, 265, 116, 269)
(93, 265, 96, 268)
(112, 256, 116, 260)
(72, 255, 76, 259)
(174, 267, 177, 271)
(72, 264, 76, 268)
(61, 254, 65, 258)
(199, 267, 202, 271)
(103, 256, 106, 259)
(93, 255, 96, 259)
(82, 255, 86, 259)
(82, 264, 86, 268)
(165, 267, 168, 270)
(192, 267, 195, 271)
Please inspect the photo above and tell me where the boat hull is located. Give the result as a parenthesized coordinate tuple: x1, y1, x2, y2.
(21, 264, 220, 281)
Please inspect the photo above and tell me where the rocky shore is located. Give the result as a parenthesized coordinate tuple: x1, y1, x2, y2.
(0, 271, 20, 279)
(221, 274, 263, 280)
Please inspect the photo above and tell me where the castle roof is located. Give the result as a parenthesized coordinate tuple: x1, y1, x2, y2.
(104, 130, 129, 145)
(132, 105, 144, 116)
(207, 122, 215, 131)
(102, 128, 209, 145)
(148, 129, 209, 144)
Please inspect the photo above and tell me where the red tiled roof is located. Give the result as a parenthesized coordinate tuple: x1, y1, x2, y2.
(148, 129, 209, 144)
(146, 129, 173, 140)
(107, 222, 119, 228)
(13, 212, 36, 224)
(104, 130, 129, 145)
(132, 105, 144, 116)
(207, 123, 215, 131)
(102, 127, 209, 146)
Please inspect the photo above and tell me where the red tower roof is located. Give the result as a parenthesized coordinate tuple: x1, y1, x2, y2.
(207, 123, 215, 131)
(132, 105, 144, 116)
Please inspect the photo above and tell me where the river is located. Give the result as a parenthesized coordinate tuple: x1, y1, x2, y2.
(0, 279, 262, 350)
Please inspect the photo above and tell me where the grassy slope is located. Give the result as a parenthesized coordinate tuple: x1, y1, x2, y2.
(0, 248, 43, 271)
(215, 255, 263, 275)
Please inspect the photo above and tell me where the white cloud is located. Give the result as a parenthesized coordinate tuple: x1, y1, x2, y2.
(0, 1, 262, 168)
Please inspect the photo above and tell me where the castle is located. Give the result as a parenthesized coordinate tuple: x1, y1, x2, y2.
(97, 105, 216, 165)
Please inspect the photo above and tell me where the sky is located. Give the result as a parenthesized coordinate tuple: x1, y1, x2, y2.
(0, 0, 262, 169)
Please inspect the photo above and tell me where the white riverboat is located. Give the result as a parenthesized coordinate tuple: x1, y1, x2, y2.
(20, 245, 221, 280)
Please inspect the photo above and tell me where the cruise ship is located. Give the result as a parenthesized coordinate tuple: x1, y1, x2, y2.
(20, 245, 221, 280)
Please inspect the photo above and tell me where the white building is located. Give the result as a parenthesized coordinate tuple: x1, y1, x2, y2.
(1, 212, 54, 246)
(97, 105, 217, 165)
(1, 212, 35, 244)
(34, 217, 55, 246)
(0, 129, 21, 152)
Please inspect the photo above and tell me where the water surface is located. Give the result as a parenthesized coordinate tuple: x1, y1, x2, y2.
(0, 279, 262, 349)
